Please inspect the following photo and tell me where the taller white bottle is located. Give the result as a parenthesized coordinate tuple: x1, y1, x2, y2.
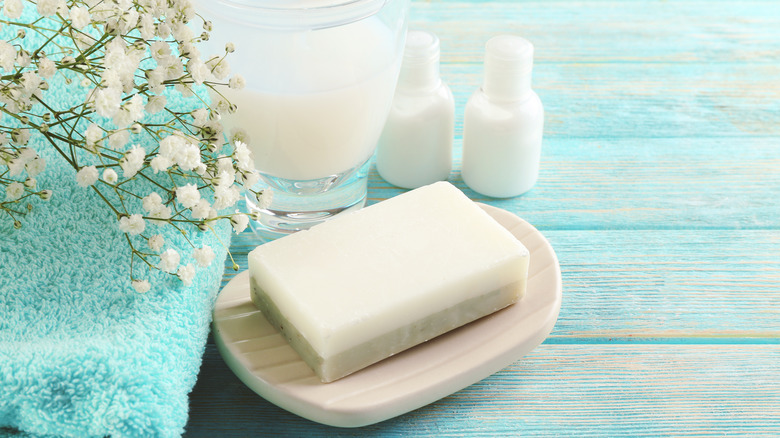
(376, 30, 454, 189)
(461, 35, 544, 198)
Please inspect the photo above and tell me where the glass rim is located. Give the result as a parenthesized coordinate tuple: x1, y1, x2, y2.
(194, 0, 391, 30)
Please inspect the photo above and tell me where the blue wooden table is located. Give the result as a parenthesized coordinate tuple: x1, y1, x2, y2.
(186, 1, 780, 435)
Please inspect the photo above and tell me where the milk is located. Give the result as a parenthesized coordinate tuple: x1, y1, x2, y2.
(217, 17, 400, 182)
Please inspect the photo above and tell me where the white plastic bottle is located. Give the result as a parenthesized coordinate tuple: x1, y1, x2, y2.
(376, 30, 454, 189)
(461, 35, 544, 198)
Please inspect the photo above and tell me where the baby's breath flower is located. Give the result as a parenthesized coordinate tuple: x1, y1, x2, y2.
(95, 87, 122, 118)
(145, 95, 166, 114)
(103, 168, 118, 185)
(233, 140, 254, 169)
(174, 142, 201, 171)
(150, 41, 171, 61)
(118, 214, 145, 235)
(76, 166, 99, 187)
(139, 13, 154, 39)
(172, 22, 194, 43)
(0, 41, 16, 72)
(7, 158, 25, 177)
(156, 22, 171, 39)
(145, 67, 165, 93)
(190, 199, 211, 220)
(25, 157, 45, 177)
(3, 0, 24, 19)
(37, 57, 56, 79)
(132, 279, 151, 293)
(230, 213, 249, 234)
(228, 74, 245, 90)
(230, 129, 250, 147)
(177, 263, 196, 286)
(213, 184, 240, 210)
(20, 71, 42, 93)
(142, 192, 171, 221)
(159, 248, 180, 273)
(193, 246, 215, 267)
(175, 183, 200, 209)
(207, 56, 230, 80)
(15, 49, 30, 68)
(4, 182, 24, 201)
(216, 155, 235, 177)
(120, 145, 145, 178)
(188, 59, 210, 85)
(240, 169, 261, 189)
(256, 189, 274, 210)
(150, 155, 172, 173)
(148, 234, 164, 252)
(158, 134, 185, 158)
(179, 42, 199, 61)
(36, 0, 66, 18)
(1, 0, 251, 292)
(191, 108, 208, 126)
(84, 124, 103, 151)
(142, 192, 164, 212)
(11, 128, 30, 146)
(18, 148, 36, 161)
(69, 6, 91, 30)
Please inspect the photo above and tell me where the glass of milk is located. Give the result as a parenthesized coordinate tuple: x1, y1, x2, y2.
(194, 0, 410, 235)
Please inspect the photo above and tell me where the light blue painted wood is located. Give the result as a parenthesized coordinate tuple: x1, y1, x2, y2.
(185, 0, 780, 435)
(186, 345, 780, 436)
(223, 228, 780, 339)
(366, 137, 780, 230)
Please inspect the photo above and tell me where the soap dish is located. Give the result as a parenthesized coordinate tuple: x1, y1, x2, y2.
(212, 203, 562, 427)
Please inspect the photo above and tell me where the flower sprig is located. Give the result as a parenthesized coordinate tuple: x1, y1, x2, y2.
(1, 0, 272, 292)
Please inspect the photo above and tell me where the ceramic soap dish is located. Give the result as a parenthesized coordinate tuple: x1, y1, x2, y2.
(212, 204, 562, 427)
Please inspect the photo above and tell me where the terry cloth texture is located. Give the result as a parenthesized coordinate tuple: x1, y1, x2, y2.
(0, 13, 233, 438)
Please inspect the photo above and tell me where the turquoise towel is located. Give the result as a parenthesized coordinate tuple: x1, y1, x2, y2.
(0, 16, 232, 438)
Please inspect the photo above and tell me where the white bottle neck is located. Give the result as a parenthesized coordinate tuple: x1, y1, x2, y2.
(397, 56, 442, 92)
(482, 35, 534, 102)
(396, 30, 443, 93)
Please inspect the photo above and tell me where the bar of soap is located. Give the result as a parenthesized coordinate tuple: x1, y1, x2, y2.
(248, 181, 529, 382)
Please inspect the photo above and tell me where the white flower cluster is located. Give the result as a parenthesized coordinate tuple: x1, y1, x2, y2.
(1, 0, 269, 293)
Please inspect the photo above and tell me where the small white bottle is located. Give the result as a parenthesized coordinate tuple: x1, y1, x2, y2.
(461, 35, 544, 198)
(376, 30, 454, 189)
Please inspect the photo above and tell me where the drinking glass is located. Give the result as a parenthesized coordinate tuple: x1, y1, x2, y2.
(194, 0, 411, 236)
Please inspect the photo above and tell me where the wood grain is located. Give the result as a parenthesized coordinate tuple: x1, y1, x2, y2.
(186, 344, 780, 436)
(366, 137, 780, 229)
(185, 0, 780, 435)
(223, 228, 780, 340)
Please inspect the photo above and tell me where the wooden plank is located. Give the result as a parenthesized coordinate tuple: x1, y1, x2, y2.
(223, 228, 780, 339)
(365, 137, 780, 229)
(185, 344, 780, 436)
(408, 2, 780, 140)
(544, 229, 780, 339)
(409, 1, 780, 64)
(435, 62, 780, 139)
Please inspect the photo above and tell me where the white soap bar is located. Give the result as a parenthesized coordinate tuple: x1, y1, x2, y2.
(248, 181, 529, 382)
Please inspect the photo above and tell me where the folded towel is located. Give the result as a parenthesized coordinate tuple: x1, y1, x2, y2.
(0, 18, 232, 438)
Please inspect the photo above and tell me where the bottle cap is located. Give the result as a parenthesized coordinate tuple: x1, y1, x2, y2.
(396, 30, 442, 91)
(483, 35, 534, 101)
